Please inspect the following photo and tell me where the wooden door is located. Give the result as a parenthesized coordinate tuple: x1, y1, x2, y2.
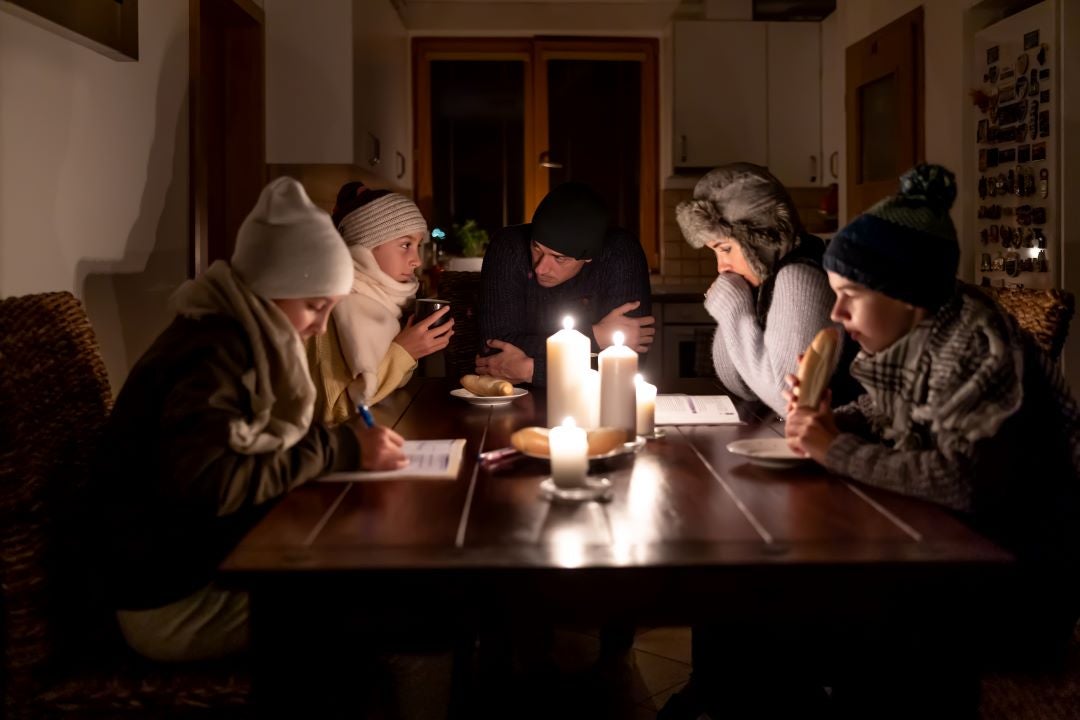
(845, 7, 924, 216)
(190, 0, 266, 276)
(531, 38, 658, 268)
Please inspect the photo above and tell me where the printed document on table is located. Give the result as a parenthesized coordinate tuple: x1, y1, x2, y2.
(655, 395, 740, 425)
(320, 439, 466, 481)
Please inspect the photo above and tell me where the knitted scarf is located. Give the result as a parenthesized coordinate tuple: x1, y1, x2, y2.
(849, 285, 1025, 455)
(170, 260, 314, 454)
(332, 245, 418, 402)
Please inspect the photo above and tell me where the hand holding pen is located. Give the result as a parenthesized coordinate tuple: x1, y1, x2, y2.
(351, 401, 408, 471)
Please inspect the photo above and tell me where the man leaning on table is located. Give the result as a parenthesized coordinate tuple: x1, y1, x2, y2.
(476, 182, 655, 386)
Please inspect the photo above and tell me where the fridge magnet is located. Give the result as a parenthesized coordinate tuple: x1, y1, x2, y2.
(1024, 168, 1036, 197)
(979, 150, 988, 172)
(1039, 110, 1050, 137)
(987, 45, 1000, 64)
(989, 66, 999, 83)
(1016, 53, 1029, 75)
(1033, 207, 1047, 225)
(1039, 67, 1049, 79)
(1030, 102, 1039, 140)
(1000, 66, 1015, 81)
(989, 148, 1000, 168)
(1029, 71, 1039, 96)
(1040, 89, 1050, 103)
(989, 225, 1000, 244)
(977, 119, 989, 143)
(995, 173, 1007, 193)
(992, 256, 1005, 272)
(1018, 144, 1031, 163)
(981, 253, 992, 272)
(1034, 229, 1046, 248)
(981, 229, 990, 246)
(1040, 168, 1048, 198)
(1037, 251, 1048, 273)
(989, 125, 1000, 143)
(1000, 148, 1016, 164)
(1007, 169, 1016, 194)
(999, 85, 1016, 104)
(1037, 43, 1048, 66)
(979, 176, 988, 198)
(1024, 30, 1039, 50)
(1015, 75, 1028, 99)
(1017, 123, 1028, 143)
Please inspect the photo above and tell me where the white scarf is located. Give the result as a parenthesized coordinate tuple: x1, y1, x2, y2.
(170, 261, 315, 454)
(332, 245, 418, 402)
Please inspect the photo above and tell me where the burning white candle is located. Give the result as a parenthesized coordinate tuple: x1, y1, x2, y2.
(546, 316, 590, 427)
(635, 373, 656, 436)
(549, 416, 588, 488)
(599, 331, 638, 437)
(582, 368, 601, 430)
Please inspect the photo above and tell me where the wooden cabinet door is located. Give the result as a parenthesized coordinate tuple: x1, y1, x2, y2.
(674, 21, 767, 170)
(845, 7, 924, 216)
(767, 22, 822, 187)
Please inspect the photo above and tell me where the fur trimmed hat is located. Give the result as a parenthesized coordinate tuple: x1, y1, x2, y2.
(332, 181, 429, 249)
(675, 163, 803, 282)
(824, 164, 959, 310)
(231, 177, 353, 299)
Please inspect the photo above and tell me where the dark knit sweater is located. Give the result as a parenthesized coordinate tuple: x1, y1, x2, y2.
(479, 224, 652, 386)
(91, 315, 361, 610)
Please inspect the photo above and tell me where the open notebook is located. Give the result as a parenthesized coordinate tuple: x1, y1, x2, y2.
(656, 395, 741, 425)
(320, 439, 466, 481)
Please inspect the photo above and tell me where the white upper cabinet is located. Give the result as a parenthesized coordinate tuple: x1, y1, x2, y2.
(674, 20, 823, 188)
(674, 21, 767, 169)
(766, 22, 822, 187)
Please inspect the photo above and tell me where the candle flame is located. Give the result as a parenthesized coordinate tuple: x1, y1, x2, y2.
(634, 373, 644, 385)
(613, 330, 625, 347)
(562, 316, 574, 330)
(561, 416, 577, 428)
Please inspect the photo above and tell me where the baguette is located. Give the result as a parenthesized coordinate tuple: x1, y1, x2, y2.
(509, 426, 627, 457)
(796, 327, 840, 409)
(461, 374, 514, 397)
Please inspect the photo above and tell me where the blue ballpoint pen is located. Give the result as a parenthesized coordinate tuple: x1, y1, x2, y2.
(356, 402, 377, 428)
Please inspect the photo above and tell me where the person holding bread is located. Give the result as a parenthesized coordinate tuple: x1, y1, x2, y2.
(675, 163, 861, 417)
(477, 182, 654, 386)
(786, 165, 1080, 667)
(308, 181, 455, 423)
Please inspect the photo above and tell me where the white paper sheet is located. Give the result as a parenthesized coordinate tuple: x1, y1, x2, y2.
(655, 395, 740, 425)
(319, 439, 466, 481)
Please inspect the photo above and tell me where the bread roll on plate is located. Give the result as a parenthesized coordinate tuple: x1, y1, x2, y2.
(510, 426, 628, 457)
(460, 374, 513, 397)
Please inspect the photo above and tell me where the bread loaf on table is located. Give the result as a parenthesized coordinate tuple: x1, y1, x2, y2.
(460, 374, 513, 397)
(795, 327, 840, 409)
(509, 426, 627, 457)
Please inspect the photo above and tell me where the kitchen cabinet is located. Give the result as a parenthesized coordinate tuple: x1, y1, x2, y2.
(766, 22, 822, 187)
(673, 21, 767, 169)
(673, 20, 823, 188)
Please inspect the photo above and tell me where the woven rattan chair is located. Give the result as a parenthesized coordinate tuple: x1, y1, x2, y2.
(978, 285, 1075, 360)
(0, 292, 251, 718)
(437, 271, 484, 381)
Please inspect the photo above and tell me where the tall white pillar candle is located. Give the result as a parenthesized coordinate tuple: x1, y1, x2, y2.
(549, 417, 588, 488)
(635, 374, 657, 436)
(546, 316, 590, 427)
(582, 368, 601, 430)
(598, 331, 638, 437)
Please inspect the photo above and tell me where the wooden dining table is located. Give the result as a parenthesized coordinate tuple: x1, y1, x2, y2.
(220, 377, 1014, 713)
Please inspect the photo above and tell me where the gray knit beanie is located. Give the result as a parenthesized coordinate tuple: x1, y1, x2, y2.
(675, 163, 803, 282)
(336, 189, 429, 249)
(231, 177, 353, 299)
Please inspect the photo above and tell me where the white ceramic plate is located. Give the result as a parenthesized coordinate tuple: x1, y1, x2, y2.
(520, 435, 646, 462)
(450, 387, 528, 406)
(726, 438, 809, 469)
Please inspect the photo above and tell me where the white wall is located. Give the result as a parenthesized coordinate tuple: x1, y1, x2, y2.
(0, 0, 190, 392)
(265, 0, 354, 163)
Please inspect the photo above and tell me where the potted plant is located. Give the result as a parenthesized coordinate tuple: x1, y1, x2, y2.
(443, 219, 488, 271)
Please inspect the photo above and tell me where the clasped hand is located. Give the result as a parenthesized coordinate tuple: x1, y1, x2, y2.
(474, 340, 534, 384)
(592, 301, 656, 352)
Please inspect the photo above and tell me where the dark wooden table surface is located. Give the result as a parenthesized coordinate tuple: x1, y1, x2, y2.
(221, 378, 1012, 628)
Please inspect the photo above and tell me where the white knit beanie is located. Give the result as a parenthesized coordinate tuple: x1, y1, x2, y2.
(232, 177, 353, 299)
(336, 193, 429, 249)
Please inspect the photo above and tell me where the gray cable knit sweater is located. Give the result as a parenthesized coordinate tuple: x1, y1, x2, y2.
(704, 264, 837, 417)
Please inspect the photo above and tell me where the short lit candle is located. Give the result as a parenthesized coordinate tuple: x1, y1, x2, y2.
(549, 416, 588, 488)
(635, 373, 656, 436)
(599, 331, 638, 437)
(547, 316, 590, 427)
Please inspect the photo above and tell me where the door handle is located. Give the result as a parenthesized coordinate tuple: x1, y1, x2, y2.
(680, 134, 688, 164)
(829, 151, 839, 180)
(396, 151, 406, 179)
(538, 151, 563, 169)
(810, 154, 817, 184)
(367, 132, 381, 167)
